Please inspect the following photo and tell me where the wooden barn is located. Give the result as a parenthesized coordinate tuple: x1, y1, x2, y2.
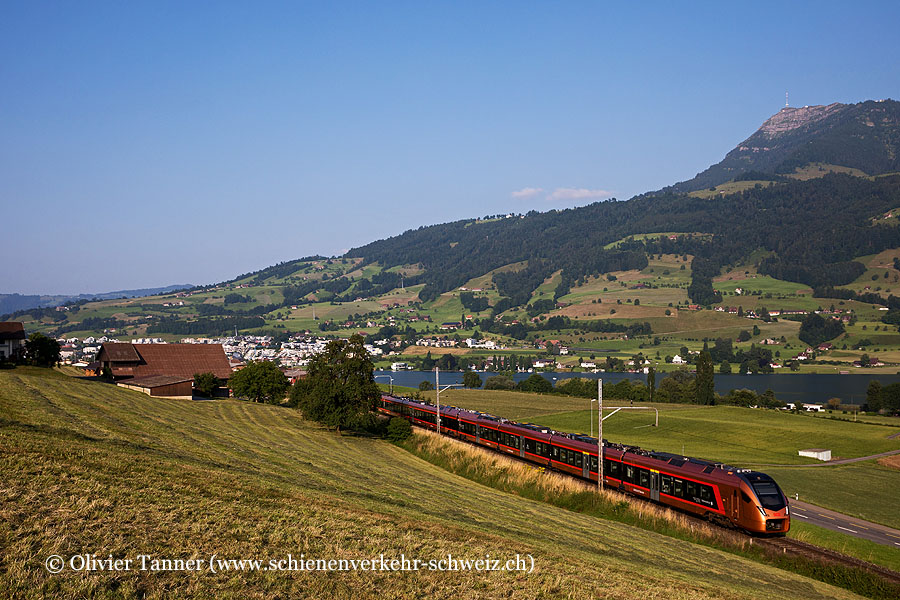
(96, 342, 232, 398)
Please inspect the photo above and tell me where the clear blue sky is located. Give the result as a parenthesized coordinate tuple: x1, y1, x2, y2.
(3, 1, 899, 294)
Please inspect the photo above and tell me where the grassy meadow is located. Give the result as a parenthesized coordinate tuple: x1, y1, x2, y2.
(427, 389, 900, 530)
(1, 367, 870, 599)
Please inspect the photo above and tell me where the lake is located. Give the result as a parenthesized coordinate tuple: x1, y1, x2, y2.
(375, 370, 900, 405)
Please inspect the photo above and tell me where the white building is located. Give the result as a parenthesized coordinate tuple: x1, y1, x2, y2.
(799, 449, 831, 461)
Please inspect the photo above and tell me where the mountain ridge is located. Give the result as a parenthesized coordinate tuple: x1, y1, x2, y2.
(669, 99, 900, 193)
(0, 285, 193, 317)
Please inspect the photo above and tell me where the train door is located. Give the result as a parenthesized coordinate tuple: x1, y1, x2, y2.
(582, 452, 590, 479)
(519, 436, 525, 459)
(731, 491, 740, 520)
(650, 471, 660, 502)
(475, 426, 481, 444)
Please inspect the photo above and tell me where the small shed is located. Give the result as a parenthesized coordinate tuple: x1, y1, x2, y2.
(799, 448, 832, 461)
(118, 375, 193, 399)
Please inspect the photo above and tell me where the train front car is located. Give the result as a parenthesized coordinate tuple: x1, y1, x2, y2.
(737, 471, 790, 534)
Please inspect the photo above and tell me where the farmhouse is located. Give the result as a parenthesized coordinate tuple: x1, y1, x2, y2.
(97, 342, 232, 397)
(0, 322, 26, 361)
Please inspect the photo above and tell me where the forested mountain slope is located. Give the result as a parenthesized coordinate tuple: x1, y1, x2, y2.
(350, 174, 900, 306)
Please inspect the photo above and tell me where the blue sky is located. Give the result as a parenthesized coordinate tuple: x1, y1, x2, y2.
(3, 1, 900, 294)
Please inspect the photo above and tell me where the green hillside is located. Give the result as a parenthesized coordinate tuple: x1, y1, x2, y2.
(0, 368, 866, 599)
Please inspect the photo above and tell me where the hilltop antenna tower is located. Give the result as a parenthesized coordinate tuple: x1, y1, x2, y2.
(785, 91, 789, 108)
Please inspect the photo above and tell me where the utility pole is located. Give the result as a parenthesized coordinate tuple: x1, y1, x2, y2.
(598, 378, 603, 491)
(435, 367, 441, 432)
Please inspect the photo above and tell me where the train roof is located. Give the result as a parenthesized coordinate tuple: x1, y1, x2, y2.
(382, 394, 752, 480)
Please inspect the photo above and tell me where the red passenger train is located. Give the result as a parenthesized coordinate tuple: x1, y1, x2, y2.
(378, 394, 790, 535)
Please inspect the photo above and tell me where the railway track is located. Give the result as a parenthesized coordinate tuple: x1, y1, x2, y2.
(413, 426, 900, 587)
(753, 535, 900, 587)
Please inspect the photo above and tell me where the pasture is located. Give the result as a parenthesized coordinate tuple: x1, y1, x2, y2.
(442, 388, 900, 530)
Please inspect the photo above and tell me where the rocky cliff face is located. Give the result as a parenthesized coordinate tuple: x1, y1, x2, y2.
(757, 103, 846, 137)
(669, 99, 899, 193)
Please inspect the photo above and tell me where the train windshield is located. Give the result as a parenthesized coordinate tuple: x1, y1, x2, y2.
(751, 480, 786, 511)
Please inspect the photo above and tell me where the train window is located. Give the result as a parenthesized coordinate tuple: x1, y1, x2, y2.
(686, 481, 698, 500)
(590, 455, 598, 472)
(751, 481, 786, 511)
(625, 465, 635, 484)
(523, 438, 534, 453)
(575, 452, 583, 469)
(673, 478, 684, 497)
(552, 445, 560, 460)
(560, 448, 570, 465)
(661, 474, 673, 495)
(741, 490, 752, 504)
(606, 459, 620, 478)
(639, 469, 650, 488)
(700, 485, 713, 503)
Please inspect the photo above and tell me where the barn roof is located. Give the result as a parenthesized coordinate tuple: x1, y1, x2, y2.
(100, 342, 141, 362)
(0, 322, 26, 341)
(99, 342, 232, 380)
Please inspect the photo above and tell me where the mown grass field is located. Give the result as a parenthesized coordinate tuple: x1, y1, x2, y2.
(2, 368, 869, 599)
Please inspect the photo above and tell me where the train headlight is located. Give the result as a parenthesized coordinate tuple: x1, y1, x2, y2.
(757, 506, 767, 518)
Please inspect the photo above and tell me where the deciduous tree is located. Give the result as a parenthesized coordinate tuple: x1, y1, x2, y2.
(291, 335, 379, 434)
(24, 333, 60, 367)
(230, 360, 289, 404)
(463, 371, 483, 389)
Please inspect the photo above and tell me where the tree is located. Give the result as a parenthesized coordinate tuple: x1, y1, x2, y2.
(24, 333, 60, 367)
(418, 380, 435, 391)
(230, 360, 289, 404)
(386, 417, 413, 442)
(647, 367, 656, 402)
(696, 350, 715, 405)
(656, 370, 695, 403)
(517, 373, 553, 393)
(866, 380, 883, 412)
(798, 313, 845, 346)
(193, 372, 220, 398)
(719, 361, 732, 374)
(737, 330, 751, 343)
(291, 335, 379, 434)
(484, 375, 515, 390)
(463, 371, 483, 389)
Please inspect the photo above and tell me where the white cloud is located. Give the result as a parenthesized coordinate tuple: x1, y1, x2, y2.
(510, 187, 544, 198)
(547, 187, 613, 201)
